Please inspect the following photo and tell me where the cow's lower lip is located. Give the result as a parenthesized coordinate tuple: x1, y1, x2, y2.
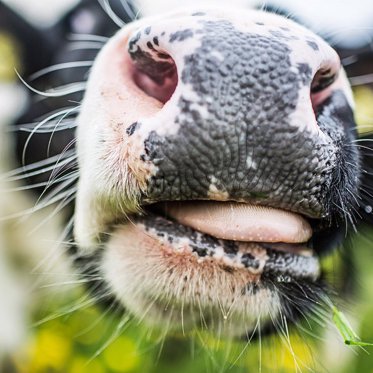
(133, 206, 320, 282)
(99, 204, 323, 337)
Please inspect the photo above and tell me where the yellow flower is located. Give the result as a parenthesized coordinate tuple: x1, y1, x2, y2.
(29, 327, 72, 371)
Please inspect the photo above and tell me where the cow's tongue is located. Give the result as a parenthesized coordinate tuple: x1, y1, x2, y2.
(162, 201, 312, 244)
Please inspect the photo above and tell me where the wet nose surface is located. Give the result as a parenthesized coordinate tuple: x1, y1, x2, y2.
(123, 12, 341, 217)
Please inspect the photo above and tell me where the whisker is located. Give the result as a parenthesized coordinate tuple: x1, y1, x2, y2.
(73, 301, 117, 340)
(2, 150, 76, 180)
(46, 109, 79, 158)
(341, 55, 359, 66)
(0, 187, 76, 222)
(67, 42, 105, 51)
(30, 61, 94, 81)
(3, 171, 78, 193)
(37, 175, 77, 208)
(16, 70, 86, 98)
(31, 216, 75, 275)
(68, 33, 109, 42)
(33, 292, 107, 327)
(350, 73, 373, 86)
(87, 313, 131, 363)
(98, 0, 126, 28)
(40, 277, 103, 289)
(120, 0, 137, 20)
(15, 120, 77, 133)
(2, 153, 76, 182)
(49, 138, 78, 181)
(229, 317, 259, 367)
(21, 107, 79, 165)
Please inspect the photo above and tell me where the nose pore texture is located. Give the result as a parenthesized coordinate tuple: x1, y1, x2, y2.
(127, 16, 334, 217)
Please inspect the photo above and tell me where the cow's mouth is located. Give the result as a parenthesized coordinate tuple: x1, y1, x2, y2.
(98, 199, 330, 338)
(143, 200, 320, 282)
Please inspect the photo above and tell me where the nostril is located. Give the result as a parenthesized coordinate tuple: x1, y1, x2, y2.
(131, 56, 178, 104)
(310, 65, 339, 111)
(127, 37, 178, 104)
(311, 68, 337, 94)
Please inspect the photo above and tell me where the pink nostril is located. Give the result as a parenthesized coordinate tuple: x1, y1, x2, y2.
(131, 54, 178, 104)
(310, 64, 340, 112)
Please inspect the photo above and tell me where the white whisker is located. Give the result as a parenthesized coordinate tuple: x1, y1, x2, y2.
(98, 0, 126, 28)
(350, 73, 373, 86)
(30, 61, 94, 81)
(120, 0, 137, 20)
(3, 152, 76, 181)
(68, 33, 109, 43)
(31, 216, 74, 275)
(16, 70, 86, 98)
(3, 171, 78, 193)
(67, 42, 105, 51)
(15, 120, 76, 133)
(47, 108, 79, 158)
(87, 313, 131, 364)
(40, 278, 103, 289)
(22, 107, 79, 165)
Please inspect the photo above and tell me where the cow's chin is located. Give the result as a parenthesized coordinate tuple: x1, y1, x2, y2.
(96, 201, 326, 339)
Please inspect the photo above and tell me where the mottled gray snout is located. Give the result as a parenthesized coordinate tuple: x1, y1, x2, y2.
(125, 14, 357, 219)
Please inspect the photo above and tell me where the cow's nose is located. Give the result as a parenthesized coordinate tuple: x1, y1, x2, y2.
(116, 11, 343, 218)
(76, 9, 355, 250)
